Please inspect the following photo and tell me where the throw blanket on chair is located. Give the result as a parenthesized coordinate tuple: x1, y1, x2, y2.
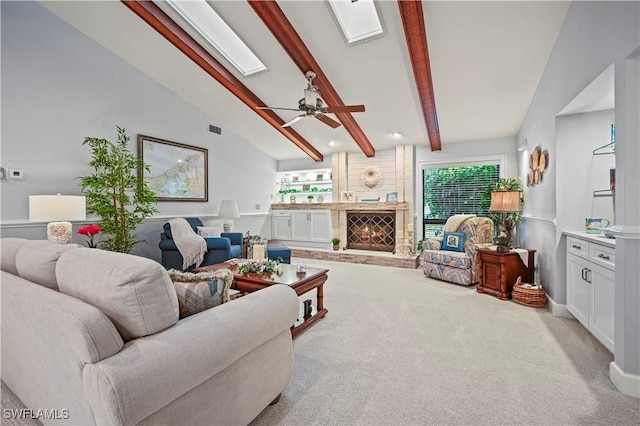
(169, 218, 207, 270)
(443, 214, 477, 232)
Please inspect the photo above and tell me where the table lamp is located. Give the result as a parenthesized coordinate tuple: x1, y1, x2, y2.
(489, 190, 521, 252)
(218, 200, 240, 232)
(29, 194, 86, 244)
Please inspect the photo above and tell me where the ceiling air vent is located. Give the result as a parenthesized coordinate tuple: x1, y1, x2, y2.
(209, 124, 222, 135)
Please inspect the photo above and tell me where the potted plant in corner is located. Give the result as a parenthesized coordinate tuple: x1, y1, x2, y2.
(481, 177, 524, 252)
(80, 126, 158, 253)
(331, 237, 340, 251)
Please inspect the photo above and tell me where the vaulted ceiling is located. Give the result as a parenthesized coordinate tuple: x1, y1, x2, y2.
(40, 0, 570, 161)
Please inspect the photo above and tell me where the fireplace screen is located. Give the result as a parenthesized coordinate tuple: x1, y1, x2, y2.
(347, 212, 395, 252)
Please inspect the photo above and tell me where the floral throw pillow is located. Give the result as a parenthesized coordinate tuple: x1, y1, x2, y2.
(167, 269, 233, 318)
(441, 232, 466, 252)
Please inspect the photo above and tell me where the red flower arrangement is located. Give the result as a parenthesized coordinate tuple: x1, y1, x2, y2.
(77, 224, 102, 248)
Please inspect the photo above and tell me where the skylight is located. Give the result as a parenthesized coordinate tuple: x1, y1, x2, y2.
(166, 0, 266, 76)
(328, 0, 384, 45)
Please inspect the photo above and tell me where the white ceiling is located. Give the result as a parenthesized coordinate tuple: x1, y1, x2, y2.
(40, 0, 571, 161)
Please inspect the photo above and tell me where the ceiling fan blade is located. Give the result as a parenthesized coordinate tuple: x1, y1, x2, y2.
(282, 115, 305, 128)
(325, 105, 365, 114)
(316, 114, 341, 129)
(257, 106, 301, 112)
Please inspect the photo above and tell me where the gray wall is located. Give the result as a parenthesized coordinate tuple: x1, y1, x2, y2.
(0, 1, 276, 259)
(517, 1, 640, 385)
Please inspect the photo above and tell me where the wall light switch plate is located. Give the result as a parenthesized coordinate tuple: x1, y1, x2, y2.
(255, 204, 260, 210)
(7, 168, 25, 180)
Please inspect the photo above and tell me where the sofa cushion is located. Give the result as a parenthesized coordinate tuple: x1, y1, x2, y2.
(56, 249, 179, 342)
(0, 238, 31, 275)
(197, 226, 222, 238)
(168, 269, 233, 318)
(441, 232, 466, 252)
(421, 250, 471, 269)
(15, 240, 83, 290)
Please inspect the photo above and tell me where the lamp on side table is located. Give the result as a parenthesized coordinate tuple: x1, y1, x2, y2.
(29, 194, 86, 244)
(218, 200, 240, 232)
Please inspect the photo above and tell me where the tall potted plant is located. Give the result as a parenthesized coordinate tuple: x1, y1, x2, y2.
(80, 126, 158, 253)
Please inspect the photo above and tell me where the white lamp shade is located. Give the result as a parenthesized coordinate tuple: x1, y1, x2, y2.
(217, 200, 240, 219)
(29, 195, 86, 221)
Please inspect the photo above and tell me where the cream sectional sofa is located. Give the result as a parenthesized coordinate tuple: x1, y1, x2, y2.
(1, 238, 299, 425)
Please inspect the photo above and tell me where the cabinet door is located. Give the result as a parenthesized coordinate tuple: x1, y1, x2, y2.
(308, 210, 331, 242)
(567, 253, 591, 328)
(272, 215, 291, 240)
(291, 211, 310, 240)
(590, 263, 615, 352)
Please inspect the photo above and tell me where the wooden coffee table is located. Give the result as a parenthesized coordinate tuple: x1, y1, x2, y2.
(195, 261, 329, 338)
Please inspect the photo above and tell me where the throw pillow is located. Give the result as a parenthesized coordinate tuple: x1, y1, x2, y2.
(197, 226, 222, 238)
(167, 269, 234, 319)
(441, 232, 466, 252)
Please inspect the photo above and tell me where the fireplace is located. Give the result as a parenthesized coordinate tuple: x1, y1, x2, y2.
(347, 212, 395, 252)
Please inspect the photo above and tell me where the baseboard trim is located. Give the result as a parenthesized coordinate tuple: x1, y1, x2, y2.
(610, 361, 640, 398)
(547, 294, 573, 319)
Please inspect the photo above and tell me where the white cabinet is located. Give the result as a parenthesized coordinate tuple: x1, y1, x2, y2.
(272, 211, 291, 240)
(566, 235, 615, 352)
(291, 210, 331, 242)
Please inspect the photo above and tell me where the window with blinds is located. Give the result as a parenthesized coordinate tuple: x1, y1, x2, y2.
(422, 164, 500, 238)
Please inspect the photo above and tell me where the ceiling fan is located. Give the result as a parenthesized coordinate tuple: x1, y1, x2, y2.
(257, 71, 365, 128)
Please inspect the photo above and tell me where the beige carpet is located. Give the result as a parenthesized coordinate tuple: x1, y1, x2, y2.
(251, 258, 639, 425)
(3, 258, 639, 425)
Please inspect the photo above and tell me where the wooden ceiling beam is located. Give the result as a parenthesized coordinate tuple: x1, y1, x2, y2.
(398, 1, 441, 152)
(121, 0, 324, 162)
(248, 0, 376, 158)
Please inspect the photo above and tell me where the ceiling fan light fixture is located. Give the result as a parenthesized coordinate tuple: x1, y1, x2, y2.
(304, 88, 319, 109)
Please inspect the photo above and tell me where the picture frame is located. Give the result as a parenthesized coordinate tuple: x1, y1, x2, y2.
(316, 173, 324, 181)
(340, 191, 355, 202)
(302, 184, 311, 191)
(386, 191, 398, 202)
(137, 134, 208, 201)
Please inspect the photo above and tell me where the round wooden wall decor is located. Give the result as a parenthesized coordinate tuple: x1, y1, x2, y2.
(532, 146, 541, 170)
(528, 145, 549, 187)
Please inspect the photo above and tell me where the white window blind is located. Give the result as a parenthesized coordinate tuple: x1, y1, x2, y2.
(422, 163, 500, 238)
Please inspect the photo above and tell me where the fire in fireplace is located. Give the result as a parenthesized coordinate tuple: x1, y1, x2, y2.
(347, 212, 395, 252)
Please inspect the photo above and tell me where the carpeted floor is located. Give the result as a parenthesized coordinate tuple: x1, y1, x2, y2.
(250, 258, 639, 425)
(3, 258, 639, 425)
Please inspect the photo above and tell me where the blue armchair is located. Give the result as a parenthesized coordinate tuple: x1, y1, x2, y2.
(159, 218, 243, 271)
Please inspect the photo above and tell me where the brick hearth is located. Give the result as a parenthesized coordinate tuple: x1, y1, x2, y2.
(290, 246, 420, 269)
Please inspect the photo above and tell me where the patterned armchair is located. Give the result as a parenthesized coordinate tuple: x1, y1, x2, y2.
(420, 215, 494, 286)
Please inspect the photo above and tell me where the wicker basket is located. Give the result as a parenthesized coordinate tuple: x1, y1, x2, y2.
(512, 276, 547, 308)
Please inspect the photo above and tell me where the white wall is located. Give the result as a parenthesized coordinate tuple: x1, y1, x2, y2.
(517, 1, 640, 390)
(556, 109, 615, 233)
(0, 1, 276, 259)
(518, 0, 639, 299)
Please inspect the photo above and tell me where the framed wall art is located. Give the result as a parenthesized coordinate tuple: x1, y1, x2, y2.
(340, 191, 355, 202)
(137, 135, 208, 201)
